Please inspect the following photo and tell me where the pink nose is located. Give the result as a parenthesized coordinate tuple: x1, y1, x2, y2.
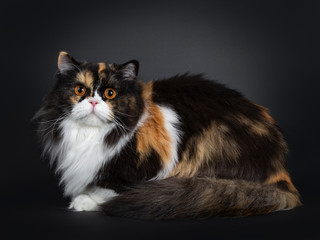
(89, 99, 99, 107)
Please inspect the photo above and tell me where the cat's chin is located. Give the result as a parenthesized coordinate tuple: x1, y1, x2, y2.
(76, 113, 109, 127)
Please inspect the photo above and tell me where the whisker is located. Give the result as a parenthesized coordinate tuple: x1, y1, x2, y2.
(111, 119, 122, 136)
(113, 110, 138, 118)
(112, 118, 128, 135)
(38, 112, 69, 138)
(36, 113, 69, 125)
(113, 116, 134, 132)
(112, 116, 137, 136)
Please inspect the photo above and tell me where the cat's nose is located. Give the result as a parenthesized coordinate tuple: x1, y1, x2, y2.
(89, 99, 99, 107)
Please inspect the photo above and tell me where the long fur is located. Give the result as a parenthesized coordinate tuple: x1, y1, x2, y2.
(35, 52, 301, 220)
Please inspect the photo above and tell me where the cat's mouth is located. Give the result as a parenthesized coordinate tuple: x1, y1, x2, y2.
(70, 98, 114, 127)
(70, 109, 113, 127)
(85, 112, 113, 125)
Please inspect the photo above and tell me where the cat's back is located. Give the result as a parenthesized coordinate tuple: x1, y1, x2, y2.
(151, 74, 263, 129)
(152, 74, 242, 104)
(150, 74, 287, 182)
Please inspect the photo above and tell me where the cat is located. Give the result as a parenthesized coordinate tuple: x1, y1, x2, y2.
(35, 51, 301, 220)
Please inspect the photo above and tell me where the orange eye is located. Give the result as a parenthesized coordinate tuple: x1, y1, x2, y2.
(74, 85, 86, 96)
(104, 88, 117, 99)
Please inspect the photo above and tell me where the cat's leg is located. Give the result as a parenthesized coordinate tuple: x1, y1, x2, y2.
(69, 186, 118, 211)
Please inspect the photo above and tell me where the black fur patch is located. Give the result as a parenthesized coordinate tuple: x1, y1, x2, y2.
(152, 74, 287, 182)
(96, 139, 162, 193)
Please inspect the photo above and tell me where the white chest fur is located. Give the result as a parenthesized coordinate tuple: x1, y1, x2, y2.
(55, 118, 130, 197)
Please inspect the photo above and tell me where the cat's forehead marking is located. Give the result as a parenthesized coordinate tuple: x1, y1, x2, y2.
(76, 70, 95, 90)
(98, 62, 107, 79)
(98, 63, 106, 74)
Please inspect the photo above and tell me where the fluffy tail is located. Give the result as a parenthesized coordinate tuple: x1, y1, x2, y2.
(102, 177, 301, 220)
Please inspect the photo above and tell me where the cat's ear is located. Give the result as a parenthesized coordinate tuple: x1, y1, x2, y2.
(57, 51, 79, 74)
(114, 60, 139, 80)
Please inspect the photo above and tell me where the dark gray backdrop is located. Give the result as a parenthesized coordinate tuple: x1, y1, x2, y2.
(1, 0, 319, 239)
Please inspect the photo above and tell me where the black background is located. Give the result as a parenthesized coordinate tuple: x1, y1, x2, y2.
(1, 0, 320, 239)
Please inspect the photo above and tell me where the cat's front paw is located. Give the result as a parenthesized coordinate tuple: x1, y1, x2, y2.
(69, 194, 100, 211)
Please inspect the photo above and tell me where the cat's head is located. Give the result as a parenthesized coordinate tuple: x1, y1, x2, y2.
(36, 52, 145, 144)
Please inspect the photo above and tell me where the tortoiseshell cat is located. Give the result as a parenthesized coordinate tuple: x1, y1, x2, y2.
(35, 52, 301, 220)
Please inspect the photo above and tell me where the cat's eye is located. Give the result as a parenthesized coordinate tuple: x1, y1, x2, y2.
(74, 85, 86, 96)
(104, 88, 117, 99)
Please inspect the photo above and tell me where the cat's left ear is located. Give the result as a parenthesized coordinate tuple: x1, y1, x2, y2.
(115, 60, 139, 80)
(57, 51, 80, 74)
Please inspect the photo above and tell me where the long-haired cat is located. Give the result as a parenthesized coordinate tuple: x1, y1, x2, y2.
(35, 51, 301, 220)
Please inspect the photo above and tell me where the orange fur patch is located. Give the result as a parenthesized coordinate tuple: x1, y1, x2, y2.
(251, 101, 276, 124)
(98, 62, 106, 74)
(76, 71, 94, 93)
(264, 170, 298, 193)
(169, 122, 240, 178)
(238, 115, 269, 136)
(141, 81, 153, 101)
(136, 82, 172, 167)
(261, 110, 275, 124)
(98, 62, 107, 79)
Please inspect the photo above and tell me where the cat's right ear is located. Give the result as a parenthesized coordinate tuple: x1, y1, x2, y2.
(112, 60, 139, 81)
(57, 51, 79, 74)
